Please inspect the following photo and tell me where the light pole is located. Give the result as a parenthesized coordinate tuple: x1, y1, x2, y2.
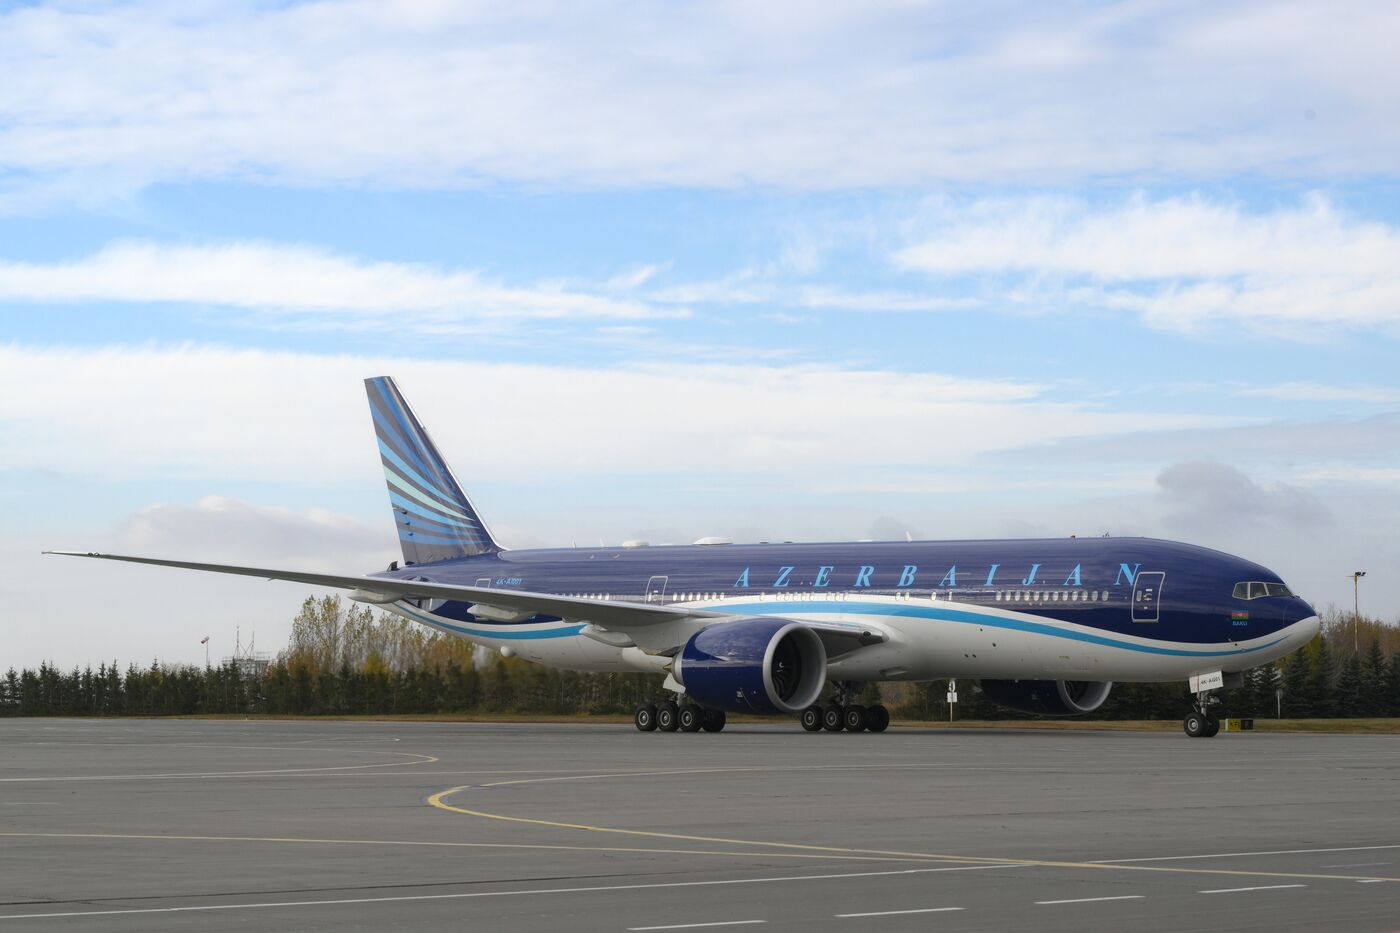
(1351, 571, 1366, 653)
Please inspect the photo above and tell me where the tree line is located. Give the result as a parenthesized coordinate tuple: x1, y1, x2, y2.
(3, 598, 1398, 719)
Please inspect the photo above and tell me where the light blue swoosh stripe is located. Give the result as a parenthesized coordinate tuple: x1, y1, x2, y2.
(394, 602, 582, 641)
(716, 600, 1285, 658)
(388, 490, 483, 534)
(384, 466, 475, 523)
(377, 439, 471, 518)
(397, 527, 485, 547)
(368, 397, 436, 481)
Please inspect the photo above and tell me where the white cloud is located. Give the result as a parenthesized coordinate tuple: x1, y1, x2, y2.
(1011, 411, 1400, 466)
(1156, 461, 1331, 532)
(0, 343, 1214, 487)
(894, 193, 1400, 331)
(644, 266, 975, 313)
(118, 495, 389, 568)
(606, 265, 665, 291)
(0, 1, 1397, 205)
(1289, 466, 1400, 486)
(1238, 382, 1400, 404)
(0, 241, 673, 322)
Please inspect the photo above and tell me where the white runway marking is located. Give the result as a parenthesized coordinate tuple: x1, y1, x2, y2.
(0, 747, 438, 782)
(1096, 844, 1400, 864)
(627, 922, 766, 931)
(835, 907, 964, 917)
(0, 831, 987, 864)
(1199, 884, 1307, 894)
(1035, 895, 1144, 905)
(0, 865, 1014, 922)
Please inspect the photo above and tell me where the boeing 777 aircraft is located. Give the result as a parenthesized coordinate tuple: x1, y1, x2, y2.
(50, 377, 1320, 737)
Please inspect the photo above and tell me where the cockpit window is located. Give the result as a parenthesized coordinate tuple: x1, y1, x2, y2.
(1234, 581, 1293, 600)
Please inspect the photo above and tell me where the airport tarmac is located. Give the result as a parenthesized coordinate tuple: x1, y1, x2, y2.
(2, 718, 1399, 932)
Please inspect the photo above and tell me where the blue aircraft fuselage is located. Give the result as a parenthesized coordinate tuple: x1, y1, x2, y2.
(373, 536, 1317, 677)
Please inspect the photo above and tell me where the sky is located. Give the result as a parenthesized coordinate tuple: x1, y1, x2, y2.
(2, 0, 1398, 669)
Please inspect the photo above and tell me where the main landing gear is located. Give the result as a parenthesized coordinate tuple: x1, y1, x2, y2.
(634, 701, 726, 733)
(1183, 691, 1221, 738)
(801, 682, 890, 734)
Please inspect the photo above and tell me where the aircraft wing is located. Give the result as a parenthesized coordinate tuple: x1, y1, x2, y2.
(44, 550, 886, 656)
(44, 550, 709, 627)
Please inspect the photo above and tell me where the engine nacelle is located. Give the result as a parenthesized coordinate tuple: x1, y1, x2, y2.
(673, 619, 826, 715)
(978, 679, 1113, 716)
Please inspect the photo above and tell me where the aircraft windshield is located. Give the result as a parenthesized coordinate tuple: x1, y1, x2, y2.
(1233, 581, 1293, 599)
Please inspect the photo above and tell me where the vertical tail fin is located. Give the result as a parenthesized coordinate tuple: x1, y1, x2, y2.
(364, 376, 501, 564)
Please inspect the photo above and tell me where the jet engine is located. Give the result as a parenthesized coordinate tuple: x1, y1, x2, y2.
(978, 679, 1113, 715)
(673, 619, 826, 715)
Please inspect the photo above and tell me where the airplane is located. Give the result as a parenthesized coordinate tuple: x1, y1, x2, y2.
(49, 376, 1320, 738)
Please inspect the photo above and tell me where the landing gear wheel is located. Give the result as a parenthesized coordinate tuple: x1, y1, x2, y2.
(865, 704, 890, 733)
(1183, 711, 1208, 738)
(678, 705, 703, 733)
(657, 702, 680, 732)
(701, 709, 727, 733)
(843, 704, 868, 732)
(1202, 716, 1221, 738)
(800, 706, 823, 732)
(822, 705, 845, 732)
(634, 704, 658, 732)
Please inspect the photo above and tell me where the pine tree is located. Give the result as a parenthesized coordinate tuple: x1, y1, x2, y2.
(1362, 639, 1388, 717)
(1282, 648, 1311, 718)
(1308, 637, 1336, 717)
(1334, 654, 1364, 719)
(1385, 651, 1400, 719)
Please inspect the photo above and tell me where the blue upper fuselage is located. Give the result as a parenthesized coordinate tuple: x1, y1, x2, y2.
(373, 536, 1316, 645)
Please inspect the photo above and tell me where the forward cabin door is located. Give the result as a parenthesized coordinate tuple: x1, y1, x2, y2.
(1132, 572, 1166, 622)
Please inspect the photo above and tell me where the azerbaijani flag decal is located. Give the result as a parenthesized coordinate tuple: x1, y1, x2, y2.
(1231, 610, 1249, 622)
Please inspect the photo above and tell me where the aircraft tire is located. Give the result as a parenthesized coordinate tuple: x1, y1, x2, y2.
(634, 704, 658, 732)
(702, 709, 727, 732)
(822, 705, 845, 732)
(843, 704, 868, 732)
(865, 704, 890, 733)
(657, 702, 680, 732)
(1202, 716, 1221, 738)
(1183, 711, 1208, 738)
(800, 706, 823, 731)
(678, 705, 703, 733)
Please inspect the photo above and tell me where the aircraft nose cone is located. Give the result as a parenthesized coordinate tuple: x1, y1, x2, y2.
(1291, 598, 1321, 634)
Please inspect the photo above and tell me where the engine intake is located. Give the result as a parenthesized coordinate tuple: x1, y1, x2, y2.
(674, 619, 826, 715)
(978, 679, 1113, 716)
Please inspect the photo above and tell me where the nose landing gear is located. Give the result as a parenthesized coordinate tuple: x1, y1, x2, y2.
(1183, 691, 1221, 738)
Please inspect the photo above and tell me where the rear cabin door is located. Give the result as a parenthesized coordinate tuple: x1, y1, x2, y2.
(1132, 571, 1166, 622)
